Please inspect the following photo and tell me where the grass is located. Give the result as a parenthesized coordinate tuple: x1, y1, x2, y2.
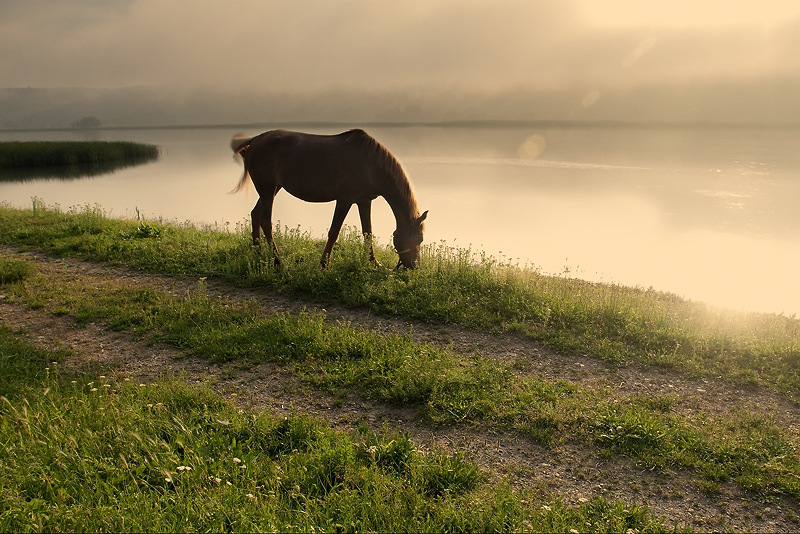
(0, 326, 672, 532)
(3, 247, 800, 502)
(0, 141, 159, 180)
(1, 200, 798, 400)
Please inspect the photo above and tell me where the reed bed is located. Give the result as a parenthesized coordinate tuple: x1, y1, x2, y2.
(0, 141, 158, 180)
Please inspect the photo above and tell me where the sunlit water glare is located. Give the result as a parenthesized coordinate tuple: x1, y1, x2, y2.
(1, 124, 798, 315)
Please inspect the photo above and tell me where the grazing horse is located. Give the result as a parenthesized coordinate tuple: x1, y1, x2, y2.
(231, 129, 428, 269)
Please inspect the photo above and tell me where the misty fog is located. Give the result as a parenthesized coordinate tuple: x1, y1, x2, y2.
(2, 0, 800, 128)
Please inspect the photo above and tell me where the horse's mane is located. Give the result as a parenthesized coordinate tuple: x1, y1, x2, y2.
(344, 129, 420, 219)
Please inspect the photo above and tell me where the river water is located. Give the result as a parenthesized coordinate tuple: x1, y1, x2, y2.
(1, 124, 799, 315)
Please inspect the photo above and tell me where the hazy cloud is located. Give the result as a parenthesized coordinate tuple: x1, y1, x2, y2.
(2, 0, 799, 125)
(3, 0, 798, 92)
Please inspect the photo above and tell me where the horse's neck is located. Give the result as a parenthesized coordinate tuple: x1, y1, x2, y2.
(381, 175, 418, 227)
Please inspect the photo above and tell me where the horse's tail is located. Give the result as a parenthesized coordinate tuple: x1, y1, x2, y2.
(230, 134, 253, 194)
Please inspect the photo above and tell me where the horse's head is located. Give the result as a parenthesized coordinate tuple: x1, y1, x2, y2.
(393, 210, 428, 269)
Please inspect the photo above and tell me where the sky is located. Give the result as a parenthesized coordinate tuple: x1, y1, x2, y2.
(1, 0, 800, 123)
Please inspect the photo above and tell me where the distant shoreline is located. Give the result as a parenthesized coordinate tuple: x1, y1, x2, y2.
(2, 119, 800, 134)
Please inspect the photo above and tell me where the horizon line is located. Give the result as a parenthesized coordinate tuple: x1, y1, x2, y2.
(3, 118, 800, 133)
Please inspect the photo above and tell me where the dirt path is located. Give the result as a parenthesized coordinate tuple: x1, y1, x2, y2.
(2, 249, 799, 532)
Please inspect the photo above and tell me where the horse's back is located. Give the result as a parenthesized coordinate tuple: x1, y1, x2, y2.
(248, 129, 365, 162)
(245, 129, 380, 202)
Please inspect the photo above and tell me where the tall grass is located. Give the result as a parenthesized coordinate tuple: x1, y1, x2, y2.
(1, 200, 798, 400)
(0, 326, 671, 533)
(0, 141, 159, 180)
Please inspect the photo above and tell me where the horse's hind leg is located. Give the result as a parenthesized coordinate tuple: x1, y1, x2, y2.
(252, 193, 281, 265)
(250, 198, 264, 247)
(357, 201, 381, 267)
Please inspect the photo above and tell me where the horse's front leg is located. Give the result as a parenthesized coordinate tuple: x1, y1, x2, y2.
(357, 201, 381, 267)
(321, 200, 352, 268)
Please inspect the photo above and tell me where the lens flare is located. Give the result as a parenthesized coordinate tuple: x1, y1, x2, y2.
(518, 134, 547, 159)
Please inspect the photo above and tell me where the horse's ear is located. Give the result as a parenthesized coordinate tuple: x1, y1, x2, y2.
(417, 210, 428, 225)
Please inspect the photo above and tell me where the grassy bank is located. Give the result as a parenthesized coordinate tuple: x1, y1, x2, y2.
(1, 200, 798, 399)
(0, 326, 671, 532)
(2, 234, 800, 505)
(0, 141, 159, 180)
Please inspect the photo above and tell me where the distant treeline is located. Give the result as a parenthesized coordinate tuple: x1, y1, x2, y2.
(0, 141, 159, 181)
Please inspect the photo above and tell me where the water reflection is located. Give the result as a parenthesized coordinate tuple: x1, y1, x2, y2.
(0, 124, 798, 315)
(0, 158, 159, 182)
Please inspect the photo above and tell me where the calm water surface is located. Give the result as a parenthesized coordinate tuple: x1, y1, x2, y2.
(2, 124, 799, 315)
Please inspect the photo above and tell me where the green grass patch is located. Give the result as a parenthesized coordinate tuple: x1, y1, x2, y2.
(3, 255, 800, 501)
(0, 328, 671, 533)
(0, 141, 159, 180)
(1, 200, 798, 401)
(0, 256, 34, 285)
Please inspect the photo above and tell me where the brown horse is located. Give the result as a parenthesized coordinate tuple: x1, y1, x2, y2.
(231, 129, 428, 269)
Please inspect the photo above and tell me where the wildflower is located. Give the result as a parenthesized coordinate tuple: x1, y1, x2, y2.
(367, 446, 378, 455)
(99, 375, 106, 379)
(177, 465, 192, 471)
(103, 384, 111, 388)
(91, 388, 98, 392)
(246, 493, 255, 499)
(226, 481, 232, 486)
(140, 383, 146, 387)
(165, 477, 173, 483)
(233, 457, 242, 464)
